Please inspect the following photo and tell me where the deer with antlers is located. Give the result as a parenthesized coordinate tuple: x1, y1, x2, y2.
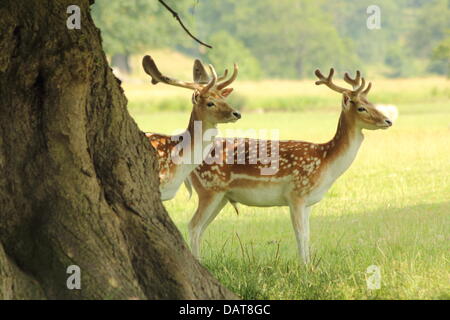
(186, 68, 397, 263)
(142, 55, 241, 201)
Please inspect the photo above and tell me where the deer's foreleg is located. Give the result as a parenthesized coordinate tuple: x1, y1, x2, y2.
(288, 199, 311, 264)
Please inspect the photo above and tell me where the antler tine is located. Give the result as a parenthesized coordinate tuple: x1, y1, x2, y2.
(209, 64, 218, 84)
(217, 69, 229, 82)
(200, 64, 218, 94)
(314, 68, 349, 94)
(354, 77, 366, 95)
(217, 63, 238, 90)
(344, 70, 361, 90)
(314, 68, 332, 85)
(344, 71, 372, 97)
(362, 82, 372, 96)
(193, 59, 228, 83)
(142, 55, 199, 90)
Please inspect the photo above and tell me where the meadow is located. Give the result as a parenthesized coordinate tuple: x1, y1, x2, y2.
(126, 76, 450, 300)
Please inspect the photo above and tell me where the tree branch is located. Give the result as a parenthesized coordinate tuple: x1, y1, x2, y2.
(159, 0, 212, 49)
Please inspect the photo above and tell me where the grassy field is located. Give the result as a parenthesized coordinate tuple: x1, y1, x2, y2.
(126, 78, 450, 300)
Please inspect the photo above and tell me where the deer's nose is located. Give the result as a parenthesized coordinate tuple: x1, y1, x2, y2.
(232, 111, 241, 119)
(384, 119, 392, 126)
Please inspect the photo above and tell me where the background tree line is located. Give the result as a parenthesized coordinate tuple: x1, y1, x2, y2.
(92, 0, 450, 78)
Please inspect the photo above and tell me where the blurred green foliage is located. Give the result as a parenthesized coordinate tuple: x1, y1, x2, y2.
(432, 32, 450, 77)
(205, 31, 262, 80)
(92, 0, 450, 79)
(91, 0, 193, 55)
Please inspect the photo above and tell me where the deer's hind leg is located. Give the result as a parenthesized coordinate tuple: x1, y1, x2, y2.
(188, 192, 227, 259)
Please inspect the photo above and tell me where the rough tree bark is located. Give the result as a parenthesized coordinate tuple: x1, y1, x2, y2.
(0, 0, 236, 299)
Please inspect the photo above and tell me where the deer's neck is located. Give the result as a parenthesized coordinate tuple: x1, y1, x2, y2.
(323, 112, 364, 180)
(186, 108, 218, 163)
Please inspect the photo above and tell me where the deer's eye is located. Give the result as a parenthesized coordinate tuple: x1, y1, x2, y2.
(357, 107, 367, 112)
(207, 102, 215, 107)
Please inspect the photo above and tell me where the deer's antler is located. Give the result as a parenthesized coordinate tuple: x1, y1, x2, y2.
(344, 70, 361, 90)
(217, 69, 229, 82)
(143, 55, 200, 90)
(314, 68, 350, 94)
(193, 59, 229, 84)
(361, 81, 372, 96)
(315, 68, 372, 97)
(200, 64, 218, 94)
(143, 55, 221, 95)
(217, 63, 238, 90)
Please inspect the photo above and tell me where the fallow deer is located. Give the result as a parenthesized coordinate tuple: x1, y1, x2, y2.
(142, 55, 241, 201)
(187, 68, 398, 263)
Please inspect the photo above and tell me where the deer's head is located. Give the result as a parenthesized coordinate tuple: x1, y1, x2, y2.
(315, 68, 395, 130)
(142, 55, 241, 126)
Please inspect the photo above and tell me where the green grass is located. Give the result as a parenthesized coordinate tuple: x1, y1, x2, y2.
(129, 90, 450, 299)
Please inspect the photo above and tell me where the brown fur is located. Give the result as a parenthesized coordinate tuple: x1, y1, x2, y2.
(187, 70, 394, 262)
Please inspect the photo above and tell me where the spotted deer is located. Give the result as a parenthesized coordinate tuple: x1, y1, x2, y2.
(187, 68, 398, 263)
(142, 55, 241, 201)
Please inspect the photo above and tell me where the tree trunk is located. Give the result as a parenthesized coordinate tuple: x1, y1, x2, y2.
(447, 59, 450, 79)
(0, 0, 236, 300)
(111, 54, 132, 75)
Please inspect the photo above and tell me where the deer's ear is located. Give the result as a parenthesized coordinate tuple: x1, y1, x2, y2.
(342, 93, 351, 110)
(221, 88, 233, 97)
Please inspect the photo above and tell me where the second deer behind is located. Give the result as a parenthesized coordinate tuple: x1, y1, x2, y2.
(143, 55, 241, 201)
